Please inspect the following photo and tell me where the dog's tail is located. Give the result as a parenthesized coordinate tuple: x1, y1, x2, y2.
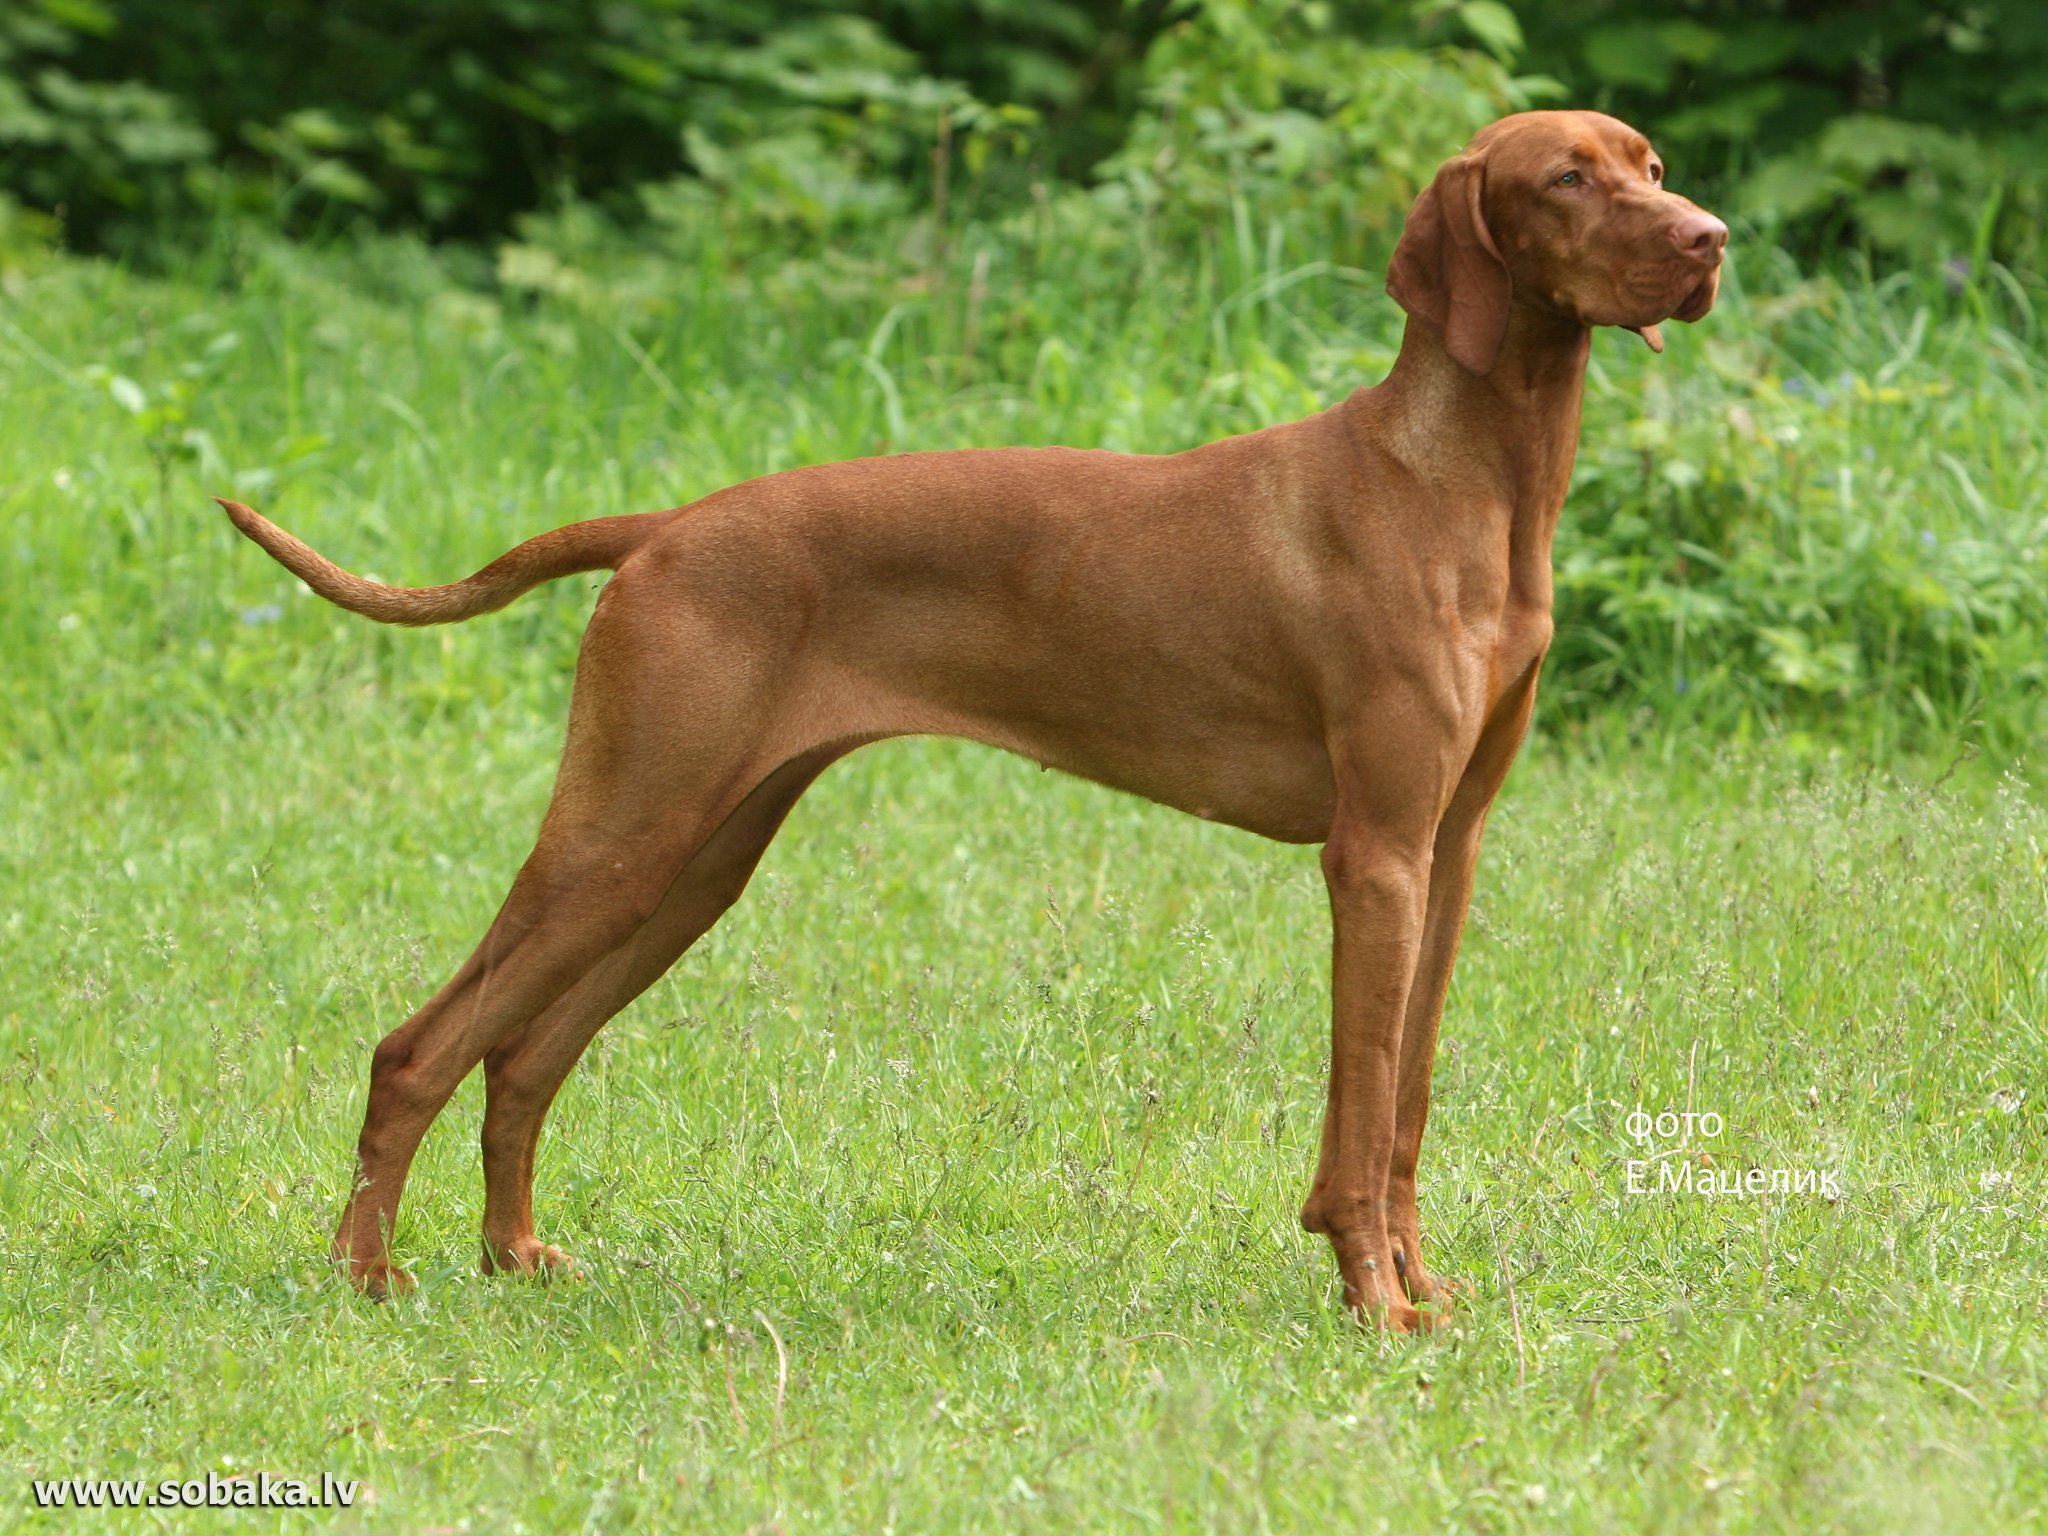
(215, 499, 678, 627)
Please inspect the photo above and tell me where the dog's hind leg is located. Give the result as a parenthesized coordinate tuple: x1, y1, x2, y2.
(330, 559, 815, 1296)
(332, 808, 709, 1297)
(475, 748, 838, 1278)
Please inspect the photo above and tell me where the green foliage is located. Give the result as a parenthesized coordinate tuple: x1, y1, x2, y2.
(857, 0, 1190, 180)
(1550, 255, 2048, 741)
(0, 0, 1192, 253)
(6, 0, 2048, 280)
(0, 0, 1060, 248)
(1741, 114, 1997, 266)
(1089, 0, 1553, 253)
(0, 1, 212, 246)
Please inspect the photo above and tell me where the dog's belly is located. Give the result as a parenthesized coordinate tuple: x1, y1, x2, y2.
(822, 675, 1338, 845)
(1003, 723, 1338, 844)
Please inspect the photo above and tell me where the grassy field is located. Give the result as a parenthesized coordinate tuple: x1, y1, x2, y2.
(3, 227, 2046, 1530)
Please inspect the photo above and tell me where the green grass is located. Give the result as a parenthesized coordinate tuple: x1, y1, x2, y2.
(3, 226, 2047, 1530)
(6, 710, 2046, 1530)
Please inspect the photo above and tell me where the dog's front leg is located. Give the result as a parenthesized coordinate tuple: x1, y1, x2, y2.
(1299, 801, 1437, 1333)
(1386, 669, 1541, 1315)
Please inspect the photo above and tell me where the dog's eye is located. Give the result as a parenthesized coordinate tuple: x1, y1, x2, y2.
(1648, 163, 1664, 183)
(1557, 170, 1581, 188)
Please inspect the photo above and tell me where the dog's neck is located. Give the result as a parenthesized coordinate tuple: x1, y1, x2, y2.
(1355, 305, 1592, 606)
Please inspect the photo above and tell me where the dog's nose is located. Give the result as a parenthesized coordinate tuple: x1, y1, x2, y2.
(1672, 211, 1728, 263)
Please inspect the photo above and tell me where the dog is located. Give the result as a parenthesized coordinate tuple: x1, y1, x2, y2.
(221, 109, 1723, 1330)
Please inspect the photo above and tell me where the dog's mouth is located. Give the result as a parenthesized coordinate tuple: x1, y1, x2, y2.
(1623, 266, 1722, 352)
(1670, 266, 1720, 323)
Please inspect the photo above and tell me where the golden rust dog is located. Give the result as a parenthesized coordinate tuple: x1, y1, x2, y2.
(222, 110, 1723, 1330)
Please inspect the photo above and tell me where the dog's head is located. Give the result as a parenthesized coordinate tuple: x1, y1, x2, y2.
(1387, 109, 1726, 375)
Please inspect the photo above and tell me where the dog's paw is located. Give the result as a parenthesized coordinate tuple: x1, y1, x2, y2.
(1392, 1246, 1462, 1317)
(1350, 1295, 1431, 1335)
(481, 1236, 579, 1281)
(344, 1256, 417, 1301)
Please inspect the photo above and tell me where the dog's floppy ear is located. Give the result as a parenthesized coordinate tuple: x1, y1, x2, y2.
(1387, 152, 1511, 376)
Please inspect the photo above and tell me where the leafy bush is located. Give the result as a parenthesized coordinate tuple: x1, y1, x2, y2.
(1091, 0, 1545, 254)
(0, 3, 212, 249)
(8, 0, 2048, 276)
(0, 0, 1163, 251)
(1551, 253, 2048, 743)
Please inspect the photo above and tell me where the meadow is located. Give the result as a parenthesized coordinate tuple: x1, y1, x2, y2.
(2, 214, 2046, 1530)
